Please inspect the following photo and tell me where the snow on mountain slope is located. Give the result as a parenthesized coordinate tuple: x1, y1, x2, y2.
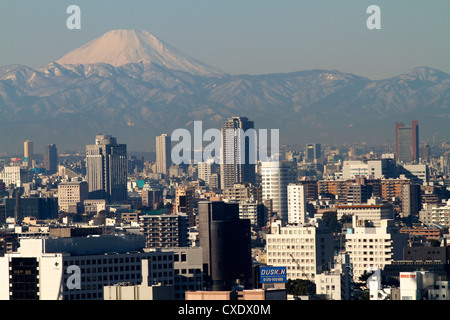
(56, 29, 223, 76)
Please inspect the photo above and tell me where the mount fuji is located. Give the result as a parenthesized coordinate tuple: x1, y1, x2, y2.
(0, 29, 449, 153)
(55, 29, 223, 75)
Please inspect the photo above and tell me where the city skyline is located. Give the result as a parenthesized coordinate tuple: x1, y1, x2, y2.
(0, 1, 450, 307)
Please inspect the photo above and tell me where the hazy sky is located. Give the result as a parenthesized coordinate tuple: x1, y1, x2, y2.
(0, 0, 449, 80)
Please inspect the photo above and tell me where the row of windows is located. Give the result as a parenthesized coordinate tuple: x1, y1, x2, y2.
(63, 255, 172, 266)
(267, 237, 315, 243)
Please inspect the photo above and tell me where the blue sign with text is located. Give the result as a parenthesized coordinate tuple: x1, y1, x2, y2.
(259, 267, 287, 283)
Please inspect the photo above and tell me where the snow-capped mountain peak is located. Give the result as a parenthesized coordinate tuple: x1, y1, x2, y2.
(56, 29, 223, 75)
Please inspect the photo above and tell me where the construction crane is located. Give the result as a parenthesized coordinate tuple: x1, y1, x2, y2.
(289, 253, 312, 282)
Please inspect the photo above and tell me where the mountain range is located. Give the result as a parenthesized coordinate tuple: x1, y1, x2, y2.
(0, 29, 449, 154)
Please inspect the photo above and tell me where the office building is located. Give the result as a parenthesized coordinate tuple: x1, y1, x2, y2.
(156, 134, 171, 176)
(287, 184, 308, 225)
(141, 189, 163, 210)
(86, 135, 127, 204)
(198, 161, 212, 183)
(336, 199, 394, 227)
(57, 181, 89, 213)
(396, 121, 419, 164)
(261, 161, 297, 222)
(0, 235, 174, 300)
(316, 253, 353, 300)
(174, 186, 195, 227)
(223, 183, 262, 203)
(220, 117, 256, 189)
(198, 201, 252, 291)
(162, 247, 205, 300)
(401, 184, 421, 222)
(44, 144, 58, 174)
(305, 143, 321, 162)
(23, 140, 33, 168)
(0, 166, 29, 187)
(265, 221, 335, 281)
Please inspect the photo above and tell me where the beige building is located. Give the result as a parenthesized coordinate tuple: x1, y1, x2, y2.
(57, 181, 88, 213)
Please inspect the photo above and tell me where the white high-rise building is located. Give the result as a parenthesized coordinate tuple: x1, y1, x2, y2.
(345, 217, 408, 282)
(287, 183, 307, 225)
(0, 166, 29, 187)
(197, 162, 212, 183)
(265, 221, 335, 281)
(261, 161, 297, 222)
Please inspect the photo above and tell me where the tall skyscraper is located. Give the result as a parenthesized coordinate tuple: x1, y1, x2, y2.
(156, 134, 171, 176)
(23, 140, 33, 168)
(86, 135, 127, 204)
(305, 143, 321, 162)
(44, 144, 58, 174)
(261, 161, 298, 223)
(220, 116, 256, 189)
(198, 201, 252, 291)
(396, 121, 419, 164)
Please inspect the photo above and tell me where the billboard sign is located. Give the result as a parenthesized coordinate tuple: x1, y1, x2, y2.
(259, 266, 287, 283)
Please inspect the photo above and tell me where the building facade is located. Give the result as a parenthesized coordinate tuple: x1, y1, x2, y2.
(86, 135, 127, 204)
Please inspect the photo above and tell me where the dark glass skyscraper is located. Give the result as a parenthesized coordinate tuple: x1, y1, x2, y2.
(396, 121, 419, 164)
(86, 135, 127, 204)
(198, 201, 252, 291)
(44, 144, 57, 174)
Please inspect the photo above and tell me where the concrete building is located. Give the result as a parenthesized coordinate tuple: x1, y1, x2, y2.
(399, 271, 435, 300)
(401, 183, 421, 222)
(57, 181, 88, 213)
(430, 200, 450, 227)
(44, 144, 58, 175)
(140, 189, 163, 210)
(223, 183, 261, 203)
(156, 134, 171, 176)
(316, 253, 353, 300)
(140, 213, 189, 248)
(342, 159, 396, 180)
(336, 199, 394, 227)
(174, 186, 195, 227)
(103, 259, 174, 300)
(220, 116, 256, 189)
(238, 201, 265, 227)
(265, 221, 335, 281)
(0, 235, 174, 300)
(86, 135, 127, 204)
(396, 121, 419, 164)
(162, 247, 205, 300)
(305, 143, 321, 163)
(261, 161, 297, 222)
(287, 183, 307, 225)
(0, 166, 29, 187)
(23, 140, 33, 168)
(345, 217, 409, 282)
(198, 161, 212, 183)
